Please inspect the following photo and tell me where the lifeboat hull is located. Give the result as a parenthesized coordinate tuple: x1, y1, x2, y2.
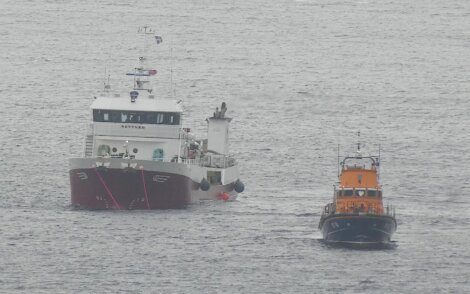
(319, 214, 397, 244)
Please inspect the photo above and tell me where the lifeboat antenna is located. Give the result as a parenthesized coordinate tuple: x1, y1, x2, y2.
(337, 144, 340, 178)
(356, 131, 362, 157)
(378, 144, 381, 179)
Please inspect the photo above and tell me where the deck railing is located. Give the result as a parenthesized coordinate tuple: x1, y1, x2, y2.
(179, 154, 236, 168)
(102, 153, 236, 168)
(321, 203, 396, 217)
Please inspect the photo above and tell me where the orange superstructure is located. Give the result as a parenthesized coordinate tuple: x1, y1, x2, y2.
(333, 156, 384, 215)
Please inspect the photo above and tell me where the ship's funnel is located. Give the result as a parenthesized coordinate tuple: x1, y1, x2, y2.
(206, 102, 232, 155)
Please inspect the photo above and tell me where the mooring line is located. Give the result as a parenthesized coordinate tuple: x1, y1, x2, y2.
(93, 167, 121, 210)
(141, 169, 151, 209)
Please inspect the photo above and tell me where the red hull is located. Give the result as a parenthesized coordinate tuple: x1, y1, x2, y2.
(70, 167, 193, 209)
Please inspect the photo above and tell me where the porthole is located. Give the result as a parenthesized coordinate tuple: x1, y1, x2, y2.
(112, 147, 117, 152)
(133, 148, 138, 153)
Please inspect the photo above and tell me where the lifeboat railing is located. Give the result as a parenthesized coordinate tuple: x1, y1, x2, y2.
(321, 202, 396, 218)
(384, 204, 396, 218)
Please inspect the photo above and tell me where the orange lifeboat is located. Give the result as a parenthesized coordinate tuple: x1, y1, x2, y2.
(318, 139, 397, 245)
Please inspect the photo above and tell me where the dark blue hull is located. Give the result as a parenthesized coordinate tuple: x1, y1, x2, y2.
(319, 214, 397, 244)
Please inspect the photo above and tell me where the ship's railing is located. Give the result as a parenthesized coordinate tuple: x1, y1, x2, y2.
(180, 154, 236, 168)
(98, 153, 236, 168)
(384, 204, 396, 218)
(321, 203, 336, 217)
(199, 154, 236, 168)
(322, 203, 396, 217)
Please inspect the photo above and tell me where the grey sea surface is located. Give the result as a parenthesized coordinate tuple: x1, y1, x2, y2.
(1, 0, 469, 293)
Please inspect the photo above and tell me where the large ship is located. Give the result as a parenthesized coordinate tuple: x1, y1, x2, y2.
(318, 137, 397, 245)
(69, 27, 244, 209)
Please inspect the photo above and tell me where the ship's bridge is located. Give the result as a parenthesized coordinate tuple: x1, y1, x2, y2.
(90, 96, 182, 137)
(91, 95, 182, 117)
(87, 95, 184, 161)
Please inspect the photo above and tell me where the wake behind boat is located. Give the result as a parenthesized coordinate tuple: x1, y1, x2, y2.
(318, 135, 397, 245)
(69, 27, 244, 209)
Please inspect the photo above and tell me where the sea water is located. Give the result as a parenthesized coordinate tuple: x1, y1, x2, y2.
(1, 0, 469, 292)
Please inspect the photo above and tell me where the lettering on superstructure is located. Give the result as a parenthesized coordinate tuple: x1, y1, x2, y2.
(121, 125, 146, 129)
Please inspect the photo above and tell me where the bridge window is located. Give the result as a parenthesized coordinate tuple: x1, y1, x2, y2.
(343, 189, 354, 197)
(367, 190, 377, 197)
(355, 189, 366, 197)
(93, 109, 180, 125)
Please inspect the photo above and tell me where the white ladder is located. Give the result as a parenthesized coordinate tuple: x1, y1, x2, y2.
(84, 135, 94, 157)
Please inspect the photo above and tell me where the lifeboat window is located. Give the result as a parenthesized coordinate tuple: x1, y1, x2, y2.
(355, 189, 365, 197)
(343, 190, 354, 197)
(367, 190, 377, 197)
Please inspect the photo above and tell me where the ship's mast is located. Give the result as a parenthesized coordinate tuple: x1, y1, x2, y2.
(126, 26, 162, 96)
(103, 67, 111, 93)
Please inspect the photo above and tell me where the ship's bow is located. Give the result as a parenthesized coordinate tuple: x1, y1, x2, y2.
(69, 158, 193, 209)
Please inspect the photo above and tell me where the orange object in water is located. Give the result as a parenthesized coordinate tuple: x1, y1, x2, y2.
(217, 192, 230, 201)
